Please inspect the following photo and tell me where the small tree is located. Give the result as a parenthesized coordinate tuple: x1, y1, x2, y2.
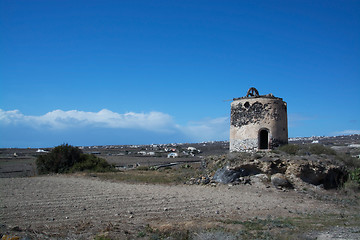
(36, 144, 114, 174)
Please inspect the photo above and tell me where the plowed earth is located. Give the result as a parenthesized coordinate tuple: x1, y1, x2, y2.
(0, 175, 358, 239)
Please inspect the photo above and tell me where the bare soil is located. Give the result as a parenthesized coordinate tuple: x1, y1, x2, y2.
(1, 137, 359, 239)
(1, 175, 359, 239)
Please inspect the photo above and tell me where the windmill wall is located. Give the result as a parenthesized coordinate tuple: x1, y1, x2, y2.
(230, 89, 288, 152)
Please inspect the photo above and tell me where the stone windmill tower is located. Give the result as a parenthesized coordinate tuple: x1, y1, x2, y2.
(230, 87, 288, 152)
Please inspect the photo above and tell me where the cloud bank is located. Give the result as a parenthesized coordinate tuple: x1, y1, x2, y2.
(0, 109, 229, 147)
(0, 109, 175, 131)
(333, 130, 360, 135)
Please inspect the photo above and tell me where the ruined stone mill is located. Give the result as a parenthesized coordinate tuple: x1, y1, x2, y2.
(230, 87, 288, 152)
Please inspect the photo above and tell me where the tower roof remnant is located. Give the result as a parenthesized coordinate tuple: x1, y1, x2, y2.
(233, 87, 283, 101)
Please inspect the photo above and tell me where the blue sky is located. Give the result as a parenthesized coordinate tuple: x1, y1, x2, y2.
(1, 0, 359, 148)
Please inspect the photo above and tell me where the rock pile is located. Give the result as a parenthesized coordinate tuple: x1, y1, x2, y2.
(189, 152, 348, 190)
(186, 176, 211, 185)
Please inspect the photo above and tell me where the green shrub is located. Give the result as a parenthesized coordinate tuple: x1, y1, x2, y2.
(277, 144, 337, 156)
(36, 144, 82, 174)
(277, 144, 300, 155)
(340, 168, 360, 193)
(36, 144, 114, 174)
(349, 168, 360, 184)
(309, 144, 336, 155)
(337, 154, 360, 169)
(343, 180, 360, 192)
(136, 166, 150, 171)
(70, 154, 114, 173)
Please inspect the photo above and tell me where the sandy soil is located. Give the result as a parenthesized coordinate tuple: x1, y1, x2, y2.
(1, 175, 357, 239)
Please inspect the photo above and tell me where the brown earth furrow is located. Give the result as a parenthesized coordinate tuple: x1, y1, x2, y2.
(0, 175, 351, 239)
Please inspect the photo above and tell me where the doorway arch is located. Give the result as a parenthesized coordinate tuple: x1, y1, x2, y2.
(259, 129, 269, 149)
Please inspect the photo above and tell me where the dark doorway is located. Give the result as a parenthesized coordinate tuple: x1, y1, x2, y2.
(259, 129, 269, 149)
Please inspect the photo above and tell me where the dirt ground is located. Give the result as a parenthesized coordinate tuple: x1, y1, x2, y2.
(1, 175, 359, 239)
(1, 137, 359, 239)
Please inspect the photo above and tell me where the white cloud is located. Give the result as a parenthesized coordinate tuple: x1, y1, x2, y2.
(0, 109, 24, 124)
(0, 109, 229, 142)
(0, 109, 175, 132)
(333, 130, 360, 135)
(179, 117, 229, 142)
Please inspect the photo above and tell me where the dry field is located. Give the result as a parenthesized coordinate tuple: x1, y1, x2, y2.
(1, 174, 359, 239)
(1, 137, 360, 239)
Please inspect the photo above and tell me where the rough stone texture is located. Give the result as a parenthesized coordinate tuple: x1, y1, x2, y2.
(209, 155, 348, 189)
(212, 166, 244, 184)
(271, 173, 293, 189)
(230, 139, 258, 152)
(249, 174, 270, 187)
(285, 161, 348, 189)
(230, 93, 288, 152)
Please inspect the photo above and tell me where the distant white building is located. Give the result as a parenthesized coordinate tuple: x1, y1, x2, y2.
(167, 153, 178, 158)
(349, 144, 360, 148)
(36, 149, 48, 153)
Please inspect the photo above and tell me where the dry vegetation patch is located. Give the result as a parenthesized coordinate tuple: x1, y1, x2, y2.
(91, 165, 201, 185)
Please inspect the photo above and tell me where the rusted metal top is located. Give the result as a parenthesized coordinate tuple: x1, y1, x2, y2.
(232, 87, 283, 101)
(246, 87, 259, 97)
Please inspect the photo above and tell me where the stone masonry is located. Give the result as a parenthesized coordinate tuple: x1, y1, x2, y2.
(230, 87, 288, 152)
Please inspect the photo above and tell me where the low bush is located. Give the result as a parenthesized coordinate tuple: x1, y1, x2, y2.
(277, 144, 300, 155)
(309, 144, 336, 155)
(36, 144, 115, 174)
(70, 154, 114, 173)
(136, 166, 151, 171)
(349, 168, 360, 184)
(343, 180, 360, 192)
(337, 154, 360, 169)
(277, 143, 337, 156)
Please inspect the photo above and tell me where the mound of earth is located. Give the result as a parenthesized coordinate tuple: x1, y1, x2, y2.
(203, 152, 348, 190)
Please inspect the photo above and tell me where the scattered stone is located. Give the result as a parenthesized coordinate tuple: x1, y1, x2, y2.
(271, 173, 293, 189)
(200, 176, 210, 184)
(186, 175, 211, 185)
(11, 226, 22, 231)
(212, 166, 244, 184)
(250, 173, 269, 184)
